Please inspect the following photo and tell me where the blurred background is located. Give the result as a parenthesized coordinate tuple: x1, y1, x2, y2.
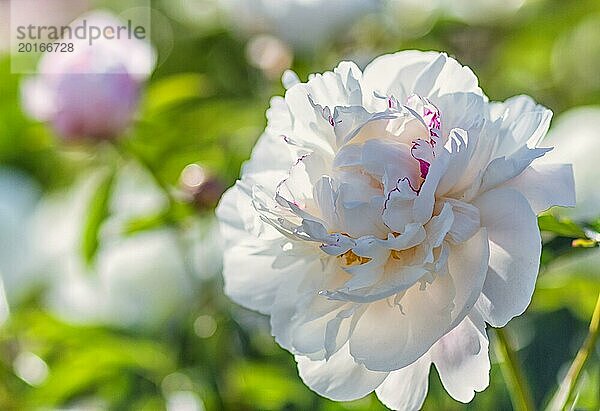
(0, 0, 599, 409)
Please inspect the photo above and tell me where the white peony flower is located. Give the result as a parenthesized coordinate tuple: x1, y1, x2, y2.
(218, 0, 380, 51)
(217, 51, 575, 409)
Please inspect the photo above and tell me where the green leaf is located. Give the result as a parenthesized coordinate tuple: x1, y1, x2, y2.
(9, 310, 176, 408)
(80, 169, 116, 267)
(538, 214, 586, 238)
(224, 361, 313, 410)
(143, 73, 213, 115)
(122, 211, 171, 235)
(26, 336, 174, 407)
(589, 218, 600, 233)
(532, 273, 600, 321)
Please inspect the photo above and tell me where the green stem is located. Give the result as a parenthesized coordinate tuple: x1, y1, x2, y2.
(547, 292, 600, 411)
(494, 328, 536, 411)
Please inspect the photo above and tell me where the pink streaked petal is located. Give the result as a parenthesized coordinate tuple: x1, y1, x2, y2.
(411, 138, 435, 179)
(405, 94, 442, 144)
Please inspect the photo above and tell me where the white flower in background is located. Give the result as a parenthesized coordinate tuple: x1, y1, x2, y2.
(0, 168, 41, 305)
(217, 50, 575, 409)
(21, 11, 156, 141)
(540, 107, 600, 223)
(186, 218, 223, 281)
(31, 164, 195, 330)
(178, 163, 225, 279)
(218, 0, 380, 51)
(537, 107, 600, 280)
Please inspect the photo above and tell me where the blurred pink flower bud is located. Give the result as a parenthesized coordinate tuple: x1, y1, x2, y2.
(30, 70, 141, 141)
(21, 11, 156, 141)
(180, 164, 226, 211)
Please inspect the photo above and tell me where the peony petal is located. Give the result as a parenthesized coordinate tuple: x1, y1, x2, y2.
(276, 155, 319, 207)
(375, 355, 432, 411)
(382, 178, 418, 233)
(337, 185, 388, 238)
(216, 185, 248, 246)
(431, 312, 490, 403)
(501, 163, 575, 213)
(333, 61, 364, 106)
(489, 95, 553, 156)
(333, 105, 372, 148)
(445, 228, 490, 332)
(282, 70, 300, 90)
(413, 53, 482, 99)
(284, 84, 337, 155)
(324, 305, 364, 359)
(435, 128, 471, 196)
(434, 92, 486, 144)
(271, 255, 336, 351)
(446, 199, 481, 244)
(266, 96, 293, 140)
(333, 143, 363, 168)
(474, 187, 541, 327)
(425, 202, 454, 248)
(413, 149, 450, 224)
(348, 228, 489, 372)
(289, 269, 354, 357)
(218, 179, 283, 245)
(296, 343, 388, 402)
(362, 50, 440, 107)
(313, 176, 341, 230)
(303, 65, 363, 109)
(292, 307, 344, 355)
(349, 272, 455, 371)
(241, 130, 298, 189)
(222, 238, 293, 315)
(361, 139, 420, 183)
(474, 145, 552, 197)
